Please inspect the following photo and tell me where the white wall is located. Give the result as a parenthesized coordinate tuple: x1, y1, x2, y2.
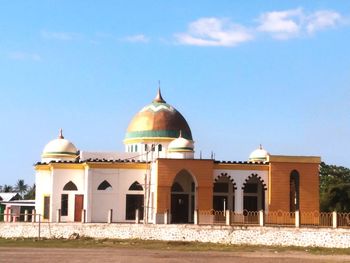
(51, 169, 85, 222)
(89, 168, 145, 223)
(35, 170, 52, 220)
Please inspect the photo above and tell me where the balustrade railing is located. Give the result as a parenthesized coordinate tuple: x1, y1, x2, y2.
(196, 210, 350, 229)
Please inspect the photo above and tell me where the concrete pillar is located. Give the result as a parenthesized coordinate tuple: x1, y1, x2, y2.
(135, 209, 140, 224)
(235, 188, 243, 213)
(259, 210, 265, 226)
(81, 209, 86, 223)
(295, 210, 300, 228)
(24, 210, 28, 222)
(225, 210, 231, 226)
(32, 209, 36, 223)
(332, 211, 337, 229)
(107, 209, 113, 224)
(5, 208, 10, 223)
(8, 208, 12, 222)
(56, 209, 61, 223)
(164, 210, 169, 224)
(194, 209, 199, 225)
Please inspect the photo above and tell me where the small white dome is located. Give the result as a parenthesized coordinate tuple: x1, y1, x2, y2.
(168, 131, 194, 152)
(249, 145, 269, 162)
(41, 129, 78, 161)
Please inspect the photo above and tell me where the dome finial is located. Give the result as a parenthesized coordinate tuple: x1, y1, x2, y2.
(259, 144, 263, 150)
(58, 128, 64, 139)
(153, 82, 166, 103)
(179, 130, 183, 138)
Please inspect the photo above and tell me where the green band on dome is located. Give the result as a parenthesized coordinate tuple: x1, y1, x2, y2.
(125, 130, 192, 140)
(168, 147, 194, 152)
(43, 151, 78, 155)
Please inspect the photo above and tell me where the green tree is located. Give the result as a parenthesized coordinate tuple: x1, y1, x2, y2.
(320, 162, 350, 212)
(14, 179, 28, 199)
(3, 185, 13, 193)
(24, 184, 35, 200)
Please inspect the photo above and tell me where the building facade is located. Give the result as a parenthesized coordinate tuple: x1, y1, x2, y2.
(35, 89, 320, 223)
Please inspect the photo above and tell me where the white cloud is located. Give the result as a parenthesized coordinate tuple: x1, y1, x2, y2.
(41, 30, 80, 41)
(8, 51, 41, 61)
(257, 8, 303, 39)
(306, 10, 342, 34)
(123, 34, 150, 43)
(257, 8, 344, 39)
(175, 17, 253, 47)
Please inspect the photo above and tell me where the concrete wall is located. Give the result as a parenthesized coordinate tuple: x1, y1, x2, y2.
(0, 223, 349, 248)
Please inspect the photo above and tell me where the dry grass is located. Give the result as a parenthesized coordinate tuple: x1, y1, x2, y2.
(0, 237, 349, 255)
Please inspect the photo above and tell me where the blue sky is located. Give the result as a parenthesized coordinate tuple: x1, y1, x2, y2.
(1, 0, 350, 185)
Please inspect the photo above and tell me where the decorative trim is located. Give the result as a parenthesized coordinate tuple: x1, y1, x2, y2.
(168, 147, 194, 152)
(214, 172, 237, 190)
(125, 130, 192, 140)
(214, 163, 269, 171)
(242, 173, 267, 190)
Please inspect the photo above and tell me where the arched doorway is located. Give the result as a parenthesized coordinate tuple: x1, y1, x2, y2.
(125, 181, 144, 220)
(171, 170, 196, 223)
(243, 174, 266, 212)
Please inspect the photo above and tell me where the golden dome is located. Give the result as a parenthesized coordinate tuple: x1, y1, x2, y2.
(124, 89, 192, 143)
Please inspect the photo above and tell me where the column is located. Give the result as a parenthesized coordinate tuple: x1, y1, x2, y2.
(235, 188, 243, 213)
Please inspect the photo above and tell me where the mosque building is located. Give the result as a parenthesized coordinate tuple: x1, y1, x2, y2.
(35, 89, 320, 223)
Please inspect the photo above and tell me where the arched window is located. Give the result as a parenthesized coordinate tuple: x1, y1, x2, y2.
(128, 181, 143, 191)
(213, 174, 236, 211)
(290, 170, 300, 212)
(63, 181, 78, 191)
(97, 180, 112, 190)
(158, 144, 162, 152)
(242, 174, 266, 212)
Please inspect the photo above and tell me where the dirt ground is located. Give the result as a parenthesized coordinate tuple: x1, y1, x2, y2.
(0, 247, 349, 263)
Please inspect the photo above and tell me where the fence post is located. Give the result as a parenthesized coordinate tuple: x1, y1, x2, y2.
(225, 210, 231, 226)
(332, 211, 337, 229)
(259, 210, 265, 227)
(107, 209, 113, 224)
(81, 209, 86, 223)
(9, 208, 12, 222)
(38, 214, 41, 240)
(32, 209, 36, 223)
(24, 210, 28, 222)
(194, 209, 199, 225)
(164, 210, 169, 224)
(295, 210, 300, 228)
(56, 209, 61, 223)
(135, 209, 140, 224)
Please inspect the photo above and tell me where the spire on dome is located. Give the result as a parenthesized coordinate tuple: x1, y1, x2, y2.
(153, 83, 166, 103)
(259, 144, 263, 150)
(58, 128, 64, 139)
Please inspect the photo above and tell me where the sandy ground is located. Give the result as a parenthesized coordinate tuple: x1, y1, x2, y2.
(0, 247, 349, 263)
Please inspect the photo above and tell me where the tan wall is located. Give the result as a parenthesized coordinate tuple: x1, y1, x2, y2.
(268, 162, 320, 213)
(156, 159, 213, 213)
